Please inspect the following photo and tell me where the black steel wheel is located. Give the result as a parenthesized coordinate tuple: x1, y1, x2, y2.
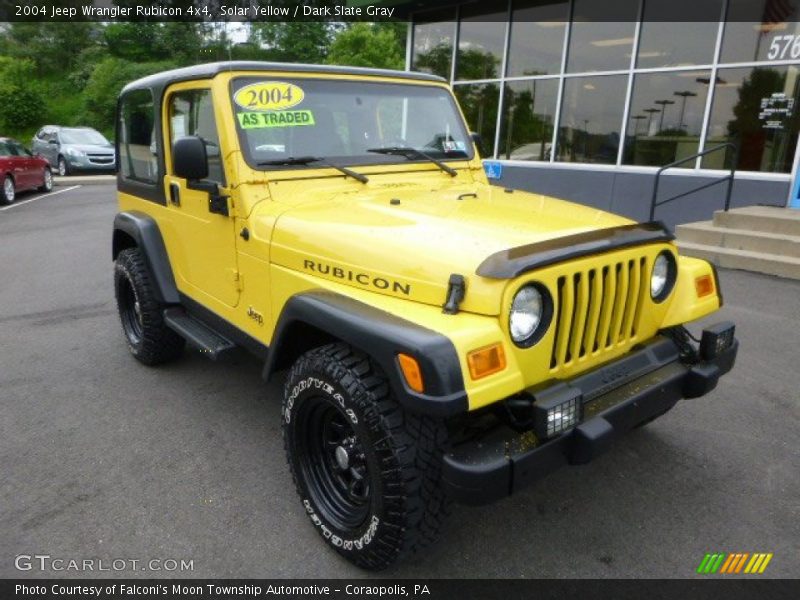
(283, 342, 450, 570)
(113, 248, 184, 365)
(296, 397, 371, 531)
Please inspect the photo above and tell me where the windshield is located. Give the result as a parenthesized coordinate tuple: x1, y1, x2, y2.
(231, 77, 473, 169)
(60, 129, 109, 145)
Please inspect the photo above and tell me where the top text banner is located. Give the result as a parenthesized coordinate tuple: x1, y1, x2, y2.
(0, 0, 782, 22)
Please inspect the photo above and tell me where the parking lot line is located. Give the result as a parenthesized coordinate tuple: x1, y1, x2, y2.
(0, 184, 82, 212)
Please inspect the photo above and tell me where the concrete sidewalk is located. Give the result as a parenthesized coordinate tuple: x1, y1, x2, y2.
(54, 174, 114, 186)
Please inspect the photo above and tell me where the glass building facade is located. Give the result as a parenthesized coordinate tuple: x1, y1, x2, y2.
(409, 0, 800, 183)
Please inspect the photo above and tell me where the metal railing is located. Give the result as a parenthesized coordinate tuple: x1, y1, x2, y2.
(649, 142, 738, 221)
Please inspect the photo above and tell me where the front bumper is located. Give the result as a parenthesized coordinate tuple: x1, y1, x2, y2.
(442, 326, 738, 505)
(67, 155, 116, 171)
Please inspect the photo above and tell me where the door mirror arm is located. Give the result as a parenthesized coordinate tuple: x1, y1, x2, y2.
(186, 179, 229, 217)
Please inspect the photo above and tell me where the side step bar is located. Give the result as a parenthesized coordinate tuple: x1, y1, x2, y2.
(163, 307, 238, 361)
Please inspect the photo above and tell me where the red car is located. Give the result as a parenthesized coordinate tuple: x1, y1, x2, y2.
(0, 137, 53, 205)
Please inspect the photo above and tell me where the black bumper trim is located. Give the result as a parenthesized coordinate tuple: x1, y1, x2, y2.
(442, 334, 738, 505)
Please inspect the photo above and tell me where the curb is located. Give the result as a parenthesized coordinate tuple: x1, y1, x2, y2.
(54, 175, 115, 186)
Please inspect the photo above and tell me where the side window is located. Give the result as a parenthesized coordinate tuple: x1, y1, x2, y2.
(8, 142, 23, 156)
(119, 89, 158, 184)
(168, 89, 225, 184)
(0, 142, 10, 157)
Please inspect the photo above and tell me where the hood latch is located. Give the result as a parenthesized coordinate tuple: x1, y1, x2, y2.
(443, 274, 466, 314)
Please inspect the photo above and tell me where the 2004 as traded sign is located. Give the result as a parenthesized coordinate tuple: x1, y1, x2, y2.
(234, 81, 305, 112)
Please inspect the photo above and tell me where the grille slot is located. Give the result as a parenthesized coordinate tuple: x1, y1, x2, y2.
(550, 257, 647, 371)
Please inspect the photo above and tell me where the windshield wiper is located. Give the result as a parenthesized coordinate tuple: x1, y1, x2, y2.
(257, 156, 368, 183)
(367, 146, 457, 177)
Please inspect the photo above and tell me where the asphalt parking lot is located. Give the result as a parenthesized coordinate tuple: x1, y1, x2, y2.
(1, 184, 798, 579)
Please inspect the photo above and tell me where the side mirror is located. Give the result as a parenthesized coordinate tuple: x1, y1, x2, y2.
(470, 131, 482, 147)
(173, 136, 208, 181)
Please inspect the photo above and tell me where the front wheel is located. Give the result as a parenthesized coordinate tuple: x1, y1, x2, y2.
(283, 343, 450, 570)
(114, 248, 184, 365)
(57, 156, 69, 177)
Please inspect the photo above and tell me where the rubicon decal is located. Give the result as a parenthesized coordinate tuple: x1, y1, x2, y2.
(697, 552, 773, 574)
(302, 259, 411, 296)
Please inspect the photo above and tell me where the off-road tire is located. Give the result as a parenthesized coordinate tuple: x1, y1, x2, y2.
(113, 248, 184, 365)
(283, 342, 450, 570)
(1, 175, 15, 205)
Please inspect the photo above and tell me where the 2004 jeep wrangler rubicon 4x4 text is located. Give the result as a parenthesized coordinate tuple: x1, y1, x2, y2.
(112, 62, 738, 570)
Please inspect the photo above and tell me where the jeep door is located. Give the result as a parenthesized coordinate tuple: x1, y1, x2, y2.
(162, 85, 240, 308)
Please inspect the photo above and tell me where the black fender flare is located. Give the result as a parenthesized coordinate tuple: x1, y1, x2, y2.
(263, 291, 468, 418)
(112, 211, 179, 305)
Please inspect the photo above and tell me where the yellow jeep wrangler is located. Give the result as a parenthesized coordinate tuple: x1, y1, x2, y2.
(112, 61, 737, 570)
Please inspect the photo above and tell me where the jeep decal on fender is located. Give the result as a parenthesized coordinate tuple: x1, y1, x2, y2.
(302, 259, 411, 296)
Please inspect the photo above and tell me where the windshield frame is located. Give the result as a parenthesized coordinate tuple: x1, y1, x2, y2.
(228, 76, 474, 173)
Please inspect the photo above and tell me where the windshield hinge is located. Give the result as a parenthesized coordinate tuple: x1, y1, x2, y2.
(443, 274, 466, 314)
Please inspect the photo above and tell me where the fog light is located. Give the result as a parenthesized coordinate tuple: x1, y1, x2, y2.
(533, 385, 582, 440)
(699, 322, 735, 361)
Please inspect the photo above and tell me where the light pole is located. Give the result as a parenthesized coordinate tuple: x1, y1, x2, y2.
(654, 99, 675, 132)
(643, 108, 661, 135)
(674, 90, 698, 131)
(630, 115, 647, 136)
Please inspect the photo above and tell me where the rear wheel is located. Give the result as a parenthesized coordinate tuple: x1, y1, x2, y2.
(38, 168, 53, 192)
(283, 343, 450, 570)
(114, 247, 184, 365)
(1, 176, 15, 205)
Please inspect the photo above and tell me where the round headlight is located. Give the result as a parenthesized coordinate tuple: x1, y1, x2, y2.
(510, 285, 544, 345)
(651, 251, 676, 301)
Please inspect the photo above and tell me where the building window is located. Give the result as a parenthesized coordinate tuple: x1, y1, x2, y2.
(498, 79, 559, 160)
(623, 70, 710, 167)
(454, 83, 500, 156)
(636, 0, 722, 68)
(556, 75, 628, 164)
(702, 65, 800, 172)
(720, 0, 800, 64)
(506, 1, 569, 77)
(566, 0, 639, 73)
(412, 9, 456, 80)
(456, 6, 507, 81)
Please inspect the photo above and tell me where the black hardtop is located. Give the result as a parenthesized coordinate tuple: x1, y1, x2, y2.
(121, 60, 446, 97)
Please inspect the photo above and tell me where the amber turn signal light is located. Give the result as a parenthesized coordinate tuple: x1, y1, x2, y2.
(397, 353, 424, 393)
(467, 343, 506, 380)
(695, 274, 715, 298)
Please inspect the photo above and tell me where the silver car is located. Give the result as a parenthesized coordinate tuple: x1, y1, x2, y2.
(32, 126, 116, 176)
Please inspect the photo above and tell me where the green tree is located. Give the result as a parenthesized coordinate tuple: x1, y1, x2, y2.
(104, 22, 207, 65)
(82, 58, 177, 133)
(325, 23, 404, 69)
(0, 58, 46, 131)
(251, 22, 334, 63)
(4, 23, 98, 75)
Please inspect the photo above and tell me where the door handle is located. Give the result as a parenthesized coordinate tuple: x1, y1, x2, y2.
(169, 182, 180, 206)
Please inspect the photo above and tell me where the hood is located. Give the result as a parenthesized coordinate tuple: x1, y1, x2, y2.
(268, 183, 632, 315)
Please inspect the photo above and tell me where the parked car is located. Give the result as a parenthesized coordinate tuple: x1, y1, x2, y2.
(32, 126, 116, 176)
(0, 137, 53, 205)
